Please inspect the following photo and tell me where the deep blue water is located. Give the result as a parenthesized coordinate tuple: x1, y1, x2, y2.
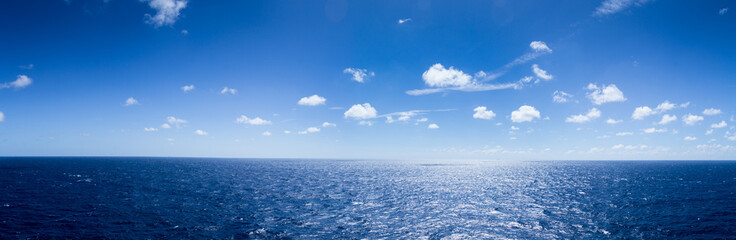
(1, 158, 735, 239)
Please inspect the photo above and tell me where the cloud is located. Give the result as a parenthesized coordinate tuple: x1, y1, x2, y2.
(298, 127, 320, 134)
(124, 97, 139, 106)
(1, 75, 33, 89)
(532, 64, 553, 80)
(607, 118, 623, 124)
(428, 123, 439, 129)
(160, 123, 171, 129)
(684, 136, 697, 141)
(358, 121, 373, 126)
(343, 68, 374, 83)
(194, 129, 208, 135)
(262, 131, 272, 136)
(166, 116, 186, 128)
(510, 126, 520, 131)
(144, 127, 158, 132)
(703, 108, 722, 116)
(284, 130, 291, 134)
(593, 0, 649, 16)
(632, 106, 654, 120)
(706, 129, 714, 135)
(344, 103, 377, 120)
(587, 83, 626, 105)
(221, 87, 237, 95)
(181, 29, 188, 35)
(711, 121, 727, 129)
(422, 63, 472, 87)
(0, 111, 4, 122)
(530, 41, 552, 52)
(658, 114, 677, 125)
(143, 0, 188, 27)
(322, 122, 336, 127)
(644, 128, 667, 134)
(511, 105, 541, 123)
(417, 118, 428, 122)
(298, 95, 326, 106)
(398, 18, 412, 24)
(473, 106, 496, 120)
(552, 91, 572, 103)
(720, 8, 729, 15)
(236, 115, 272, 125)
(655, 101, 676, 112)
(19, 64, 33, 69)
(565, 108, 601, 123)
(181, 85, 194, 92)
(616, 132, 633, 136)
(682, 114, 704, 125)
(406, 82, 518, 96)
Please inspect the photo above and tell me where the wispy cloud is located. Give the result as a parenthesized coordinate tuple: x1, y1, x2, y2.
(398, 18, 412, 24)
(1, 75, 33, 89)
(593, 0, 650, 16)
(143, 0, 188, 27)
(343, 68, 374, 83)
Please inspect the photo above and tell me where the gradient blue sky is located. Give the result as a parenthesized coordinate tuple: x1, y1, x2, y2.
(1, 0, 735, 160)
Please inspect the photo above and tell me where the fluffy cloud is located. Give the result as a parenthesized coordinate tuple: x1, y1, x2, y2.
(181, 85, 194, 92)
(344, 68, 374, 83)
(552, 91, 572, 103)
(632, 106, 654, 120)
(298, 94, 326, 106)
(511, 105, 541, 123)
(344, 103, 377, 120)
(658, 114, 677, 125)
(532, 64, 553, 80)
(1, 75, 33, 89)
(428, 123, 439, 129)
(684, 136, 697, 141)
(616, 132, 633, 136)
(703, 108, 722, 116)
(144, 127, 158, 132)
(236, 115, 272, 125)
(607, 118, 623, 124)
(530, 41, 552, 52)
(422, 63, 472, 87)
(166, 116, 186, 128)
(682, 114, 704, 125)
(298, 127, 320, 134)
(125, 97, 139, 106)
(144, 0, 188, 27)
(655, 101, 676, 112)
(587, 83, 626, 105)
(160, 123, 171, 129)
(194, 129, 208, 135)
(322, 122, 336, 127)
(398, 18, 412, 24)
(473, 106, 496, 120)
(221, 87, 237, 95)
(644, 128, 667, 134)
(565, 108, 601, 123)
(711, 121, 727, 129)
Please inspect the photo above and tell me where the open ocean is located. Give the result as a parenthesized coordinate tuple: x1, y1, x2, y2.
(1, 157, 735, 239)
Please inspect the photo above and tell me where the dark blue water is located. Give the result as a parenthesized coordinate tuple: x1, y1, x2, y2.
(1, 158, 735, 239)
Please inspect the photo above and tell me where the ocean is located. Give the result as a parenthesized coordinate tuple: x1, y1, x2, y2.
(1, 157, 735, 239)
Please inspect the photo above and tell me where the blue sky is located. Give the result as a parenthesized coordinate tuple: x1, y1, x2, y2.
(1, 0, 735, 160)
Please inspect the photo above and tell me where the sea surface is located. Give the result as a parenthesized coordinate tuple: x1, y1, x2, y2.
(1, 157, 735, 239)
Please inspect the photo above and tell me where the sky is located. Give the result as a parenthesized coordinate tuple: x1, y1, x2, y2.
(1, 0, 735, 160)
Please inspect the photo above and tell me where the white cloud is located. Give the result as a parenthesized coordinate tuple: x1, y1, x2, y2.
(144, 127, 158, 132)
(19, 64, 33, 70)
(298, 94, 326, 106)
(616, 132, 633, 136)
(711, 121, 727, 129)
(398, 18, 412, 24)
(720, 8, 729, 15)
(298, 127, 321, 134)
(682, 114, 704, 125)
(473, 106, 496, 120)
(532, 64, 553, 80)
(727, 131, 736, 141)
(565, 108, 601, 123)
(262, 131, 272, 136)
(594, 0, 649, 16)
(358, 121, 373, 126)
(236, 115, 272, 125)
(422, 63, 472, 87)
(684, 136, 697, 141)
(194, 129, 208, 135)
(322, 122, 336, 127)
(284, 130, 291, 134)
(510, 126, 520, 131)
(181, 29, 188, 35)
(587, 83, 626, 105)
(124, 97, 139, 106)
(632, 106, 654, 120)
(0, 111, 5, 122)
(552, 91, 572, 103)
(511, 105, 541, 123)
(644, 128, 667, 134)
(221, 87, 237, 95)
(657, 114, 677, 125)
(703, 108, 722, 116)
(143, 0, 188, 27)
(344, 103, 377, 120)
(428, 123, 439, 129)
(530, 41, 552, 52)
(655, 101, 676, 112)
(166, 116, 186, 128)
(1, 75, 33, 89)
(706, 129, 714, 135)
(343, 68, 374, 83)
(181, 85, 194, 92)
(417, 118, 428, 122)
(606, 118, 623, 124)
